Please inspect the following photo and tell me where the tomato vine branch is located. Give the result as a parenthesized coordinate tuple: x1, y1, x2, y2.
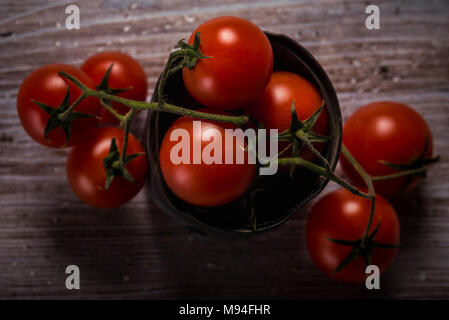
(119, 109, 137, 165)
(58, 92, 86, 122)
(99, 99, 125, 123)
(340, 145, 376, 248)
(371, 166, 428, 181)
(58, 71, 249, 127)
(277, 157, 370, 199)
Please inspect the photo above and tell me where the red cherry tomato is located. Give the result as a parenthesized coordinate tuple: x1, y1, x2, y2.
(341, 101, 433, 197)
(159, 111, 256, 207)
(248, 71, 329, 161)
(66, 127, 148, 208)
(182, 16, 273, 110)
(17, 64, 100, 148)
(81, 51, 148, 124)
(306, 188, 400, 283)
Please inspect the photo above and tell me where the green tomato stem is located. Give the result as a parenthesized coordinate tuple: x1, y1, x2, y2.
(119, 109, 136, 165)
(99, 99, 125, 123)
(340, 145, 376, 248)
(371, 167, 427, 181)
(277, 157, 371, 199)
(295, 129, 330, 168)
(58, 71, 249, 127)
(58, 92, 85, 122)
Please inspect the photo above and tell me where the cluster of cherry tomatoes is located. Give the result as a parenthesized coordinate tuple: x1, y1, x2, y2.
(160, 16, 330, 207)
(308, 101, 436, 282)
(17, 52, 149, 208)
(160, 17, 437, 283)
(16, 15, 437, 284)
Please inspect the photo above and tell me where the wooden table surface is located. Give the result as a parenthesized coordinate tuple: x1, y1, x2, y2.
(0, 0, 448, 299)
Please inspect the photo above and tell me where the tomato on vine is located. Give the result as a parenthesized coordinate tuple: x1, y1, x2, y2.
(182, 16, 273, 110)
(17, 64, 101, 148)
(306, 188, 400, 283)
(66, 127, 148, 208)
(159, 110, 256, 207)
(248, 71, 329, 165)
(341, 101, 437, 198)
(81, 51, 148, 124)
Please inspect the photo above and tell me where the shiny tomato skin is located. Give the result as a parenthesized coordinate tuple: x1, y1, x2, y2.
(159, 111, 256, 207)
(341, 101, 433, 197)
(17, 64, 101, 148)
(66, 127, 148, 208)
(248, 71, 329, 161)
(182, 16, 273, 110)
(249, 71, 328, 133)
(81, 51, 148, 124)
(306, 188, 400, 283)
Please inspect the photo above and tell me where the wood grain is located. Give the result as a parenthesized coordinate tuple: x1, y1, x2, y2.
(0, 0, 448, 299)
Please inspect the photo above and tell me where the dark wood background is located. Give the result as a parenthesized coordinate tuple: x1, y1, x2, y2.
(0, 0, 448, 299)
